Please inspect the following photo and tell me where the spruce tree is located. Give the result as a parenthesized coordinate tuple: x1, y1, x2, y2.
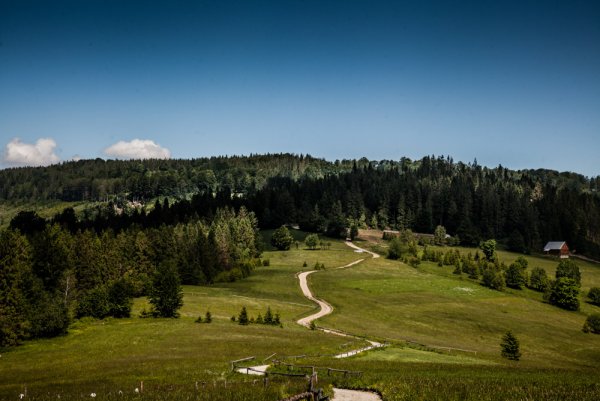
(238, 306, 249, 325)
(264, 306, 274, 324)
(149, 260, 183, 318)
(500, 331, 521, 361)
(0, 230, 33, 347)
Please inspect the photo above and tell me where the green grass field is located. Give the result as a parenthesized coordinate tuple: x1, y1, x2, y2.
(311, 241, 600, 368)
(1, 231, 599, 400)
(0, 201, 86, 229)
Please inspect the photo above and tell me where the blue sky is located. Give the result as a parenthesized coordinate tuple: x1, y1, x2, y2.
(1, 0, 599, 176)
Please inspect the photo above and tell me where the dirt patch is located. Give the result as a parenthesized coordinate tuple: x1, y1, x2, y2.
(356, 229, 385, 244)
(333, 388, 382, 401)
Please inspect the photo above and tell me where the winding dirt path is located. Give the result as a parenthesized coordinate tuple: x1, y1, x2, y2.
(344, 241, 380, 259)
(296, 257, 364, 328)
(241, 241, 383, 400)
(295, 251, 383, 357)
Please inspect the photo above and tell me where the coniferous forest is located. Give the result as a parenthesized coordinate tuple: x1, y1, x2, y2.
(1, 153, 600, 347)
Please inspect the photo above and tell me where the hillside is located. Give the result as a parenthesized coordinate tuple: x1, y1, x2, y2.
(2, 154, 600, 258)
(1, 234, 599, 400)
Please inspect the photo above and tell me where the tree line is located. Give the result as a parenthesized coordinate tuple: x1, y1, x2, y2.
(0, 207, 262, 347)
(8, 154, 599, 258)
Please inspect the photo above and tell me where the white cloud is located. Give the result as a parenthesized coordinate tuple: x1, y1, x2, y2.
(3, 137, 61, 166)
(104, 139, 171, 160)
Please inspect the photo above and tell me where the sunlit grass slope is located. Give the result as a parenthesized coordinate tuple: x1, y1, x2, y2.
(2, 231, 599, 400)
(309, 241, 600, 368)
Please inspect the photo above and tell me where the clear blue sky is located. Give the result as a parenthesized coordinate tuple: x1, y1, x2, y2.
(1, 0, 599, 176)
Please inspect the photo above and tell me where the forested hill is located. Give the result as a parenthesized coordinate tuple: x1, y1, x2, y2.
(0, 154, 344, 201)
(2, 154, 600, 258)
(1, 153, 598, 202)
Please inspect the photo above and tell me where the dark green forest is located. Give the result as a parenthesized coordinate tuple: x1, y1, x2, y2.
(4, 154, 597, 256)
(0, 207, 262, 347)
(1, 153, 600, 347)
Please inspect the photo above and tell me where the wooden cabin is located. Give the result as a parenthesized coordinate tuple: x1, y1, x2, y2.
(543, 241, 569, 258)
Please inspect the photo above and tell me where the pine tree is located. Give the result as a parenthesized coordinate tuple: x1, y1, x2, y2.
(108, 279, 133, 318)
(238, 306, 249, 325)
(500, 331, 521, 361)
(149, 260, 183, 318)
(264, 306, 274, 325)
(0, 230, 33, 347)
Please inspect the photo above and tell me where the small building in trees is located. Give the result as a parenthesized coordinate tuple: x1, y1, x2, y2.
(543, 241, 569, 258)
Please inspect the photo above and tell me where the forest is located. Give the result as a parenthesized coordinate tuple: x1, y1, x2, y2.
(1, 153, 600, 347)
(0, 207, 262, 347)
(5, 154, 597, 256)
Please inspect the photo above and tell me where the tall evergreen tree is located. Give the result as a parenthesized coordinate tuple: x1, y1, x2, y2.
(500, 331, 521, 361)
(149, 260, 183, 318)
(0, 230, 33, 346)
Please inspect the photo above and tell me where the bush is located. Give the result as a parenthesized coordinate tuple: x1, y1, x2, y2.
(548, 277, 580, 311)
(408, 256, 421, 268)
(107, 279, 133, 318)
(304, 233, 320, 250)
(582, 313, 600, 334)
(528, 267, 550, 292)
(262, 259, 270, 267)
(555, 259, 581, 287)
(505, 262, 527, 290)
(482, 268, 505, 291)
(479, 239, 497, 262)
(452, 264, 462, 275)
(271, 226, 294, 250)
(77, 287, 110, 319)
(587, 287, 600, 306)
(387, 237, 402, 260)
(28, 293, 70, 338)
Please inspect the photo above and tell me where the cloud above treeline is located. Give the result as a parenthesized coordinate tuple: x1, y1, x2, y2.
(104, 139, 171, 160)
(3, 137, 60, 166)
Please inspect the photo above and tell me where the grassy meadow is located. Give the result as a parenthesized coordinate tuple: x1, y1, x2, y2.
(1, 230, 600, 400)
